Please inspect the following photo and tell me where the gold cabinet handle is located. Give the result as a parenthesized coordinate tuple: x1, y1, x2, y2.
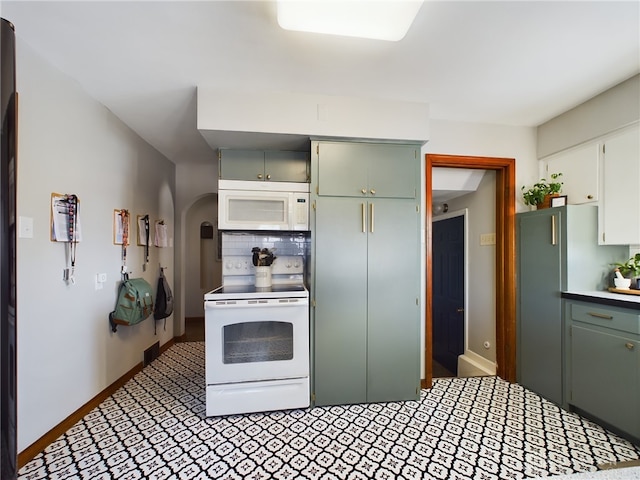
(625, 342, 635, 350)
(588, 312, 613, 320)
(257, 173, 263, 180)
(370, 203, 374, 233)
(361, 203, 366, 233)
(551, 215, 557, 246)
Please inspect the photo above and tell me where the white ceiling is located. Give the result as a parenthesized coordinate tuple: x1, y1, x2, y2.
(2, 0, 639, 166)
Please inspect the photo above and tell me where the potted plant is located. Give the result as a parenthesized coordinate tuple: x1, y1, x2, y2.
(521, 173, 563, 209)
(612, 253, 640, 289)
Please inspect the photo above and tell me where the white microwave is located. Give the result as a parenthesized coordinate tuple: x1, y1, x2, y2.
(218, 180, 310, 231)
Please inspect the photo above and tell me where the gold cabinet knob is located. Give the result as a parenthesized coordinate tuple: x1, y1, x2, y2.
(587, 194, 594, 200)
(625, 342, 635, 350)
(361, 188, 367, 195)
(266, 174, 271, 180)
(370, 189, 376, 195)
(257, 173, 263, 180)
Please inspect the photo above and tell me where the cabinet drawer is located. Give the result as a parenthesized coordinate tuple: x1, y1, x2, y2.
(570, 302, 640, 334)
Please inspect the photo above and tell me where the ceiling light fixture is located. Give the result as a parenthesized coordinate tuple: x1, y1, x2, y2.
(276, 0, 424, 42)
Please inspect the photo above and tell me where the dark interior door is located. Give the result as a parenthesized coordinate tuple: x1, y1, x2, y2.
(1, 17, 17, 480)
(432, 215, 464, 375)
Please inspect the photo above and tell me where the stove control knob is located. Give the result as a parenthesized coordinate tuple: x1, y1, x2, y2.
(225, 261, 233, 270)
(235, 262, 242, 269)
(294, 260, 301, 268)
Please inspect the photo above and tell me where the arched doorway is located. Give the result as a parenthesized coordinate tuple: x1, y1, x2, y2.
(424, 154, 516, 388)
(184, 194, 220, 320)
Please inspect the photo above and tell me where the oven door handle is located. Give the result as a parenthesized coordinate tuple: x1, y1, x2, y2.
(205, 300, 308, 309)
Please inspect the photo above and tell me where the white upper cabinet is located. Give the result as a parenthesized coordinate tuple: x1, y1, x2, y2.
(542, 142, 600, 205)
(598, 124, 640, 245)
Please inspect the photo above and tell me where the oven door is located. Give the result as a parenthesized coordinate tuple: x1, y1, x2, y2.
(205, 298, 309, 385)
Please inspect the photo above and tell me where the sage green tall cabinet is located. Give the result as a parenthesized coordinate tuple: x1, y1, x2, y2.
(310, 140, 421, 406)
(516, 205, 626, 406)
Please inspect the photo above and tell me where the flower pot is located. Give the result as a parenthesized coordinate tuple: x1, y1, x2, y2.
(614, 277, 632, 289)
(538, 194, 559, 209)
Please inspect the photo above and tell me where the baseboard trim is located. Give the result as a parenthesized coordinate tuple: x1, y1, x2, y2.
(17, 338, 176, 469)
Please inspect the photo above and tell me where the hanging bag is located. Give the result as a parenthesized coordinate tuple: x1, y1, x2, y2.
(109, 274, 154, 332)
(154, 267, 173, 320)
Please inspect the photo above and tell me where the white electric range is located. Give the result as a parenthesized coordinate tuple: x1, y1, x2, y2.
(204, 255, 310, 417)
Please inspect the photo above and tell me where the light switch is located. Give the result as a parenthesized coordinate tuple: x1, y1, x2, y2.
(19, 216, 34, 238)
(480, 233, 496, 246)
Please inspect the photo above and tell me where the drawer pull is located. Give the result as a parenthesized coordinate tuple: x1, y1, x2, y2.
(625, 343, 635, 351)
(588, 312, 613, 320)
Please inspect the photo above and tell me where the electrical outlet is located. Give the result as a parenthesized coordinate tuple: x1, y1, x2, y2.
(19, 216, 34, 238)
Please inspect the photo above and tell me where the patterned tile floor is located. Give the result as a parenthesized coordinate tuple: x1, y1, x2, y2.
(18, 342, 640, 480)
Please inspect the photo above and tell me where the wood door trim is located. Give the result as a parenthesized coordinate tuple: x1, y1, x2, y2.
(423, 154, 516, 389)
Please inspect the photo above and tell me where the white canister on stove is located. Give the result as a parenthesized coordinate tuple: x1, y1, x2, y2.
(255, 266, 272, 288)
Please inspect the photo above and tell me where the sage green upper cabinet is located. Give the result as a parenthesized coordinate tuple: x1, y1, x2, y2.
(542, 142, 600, 205)
(265, 150, 310, 183)
(599, 124, 640, 245)
(315, 141, 418, 198)
(219, 149, 310, 183)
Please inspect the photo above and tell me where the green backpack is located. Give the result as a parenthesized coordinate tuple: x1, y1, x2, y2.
(109, 275, 154, 332)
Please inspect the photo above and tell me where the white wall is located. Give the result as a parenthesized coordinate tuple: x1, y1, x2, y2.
(537, 74, 640, 158)
(421, 119, 538, 368)
(174, 162, 217, 335)
(197, 88, 430, 147)
(184, 194, 220, 318)
(424, 119, 539, 205)
(16, 40, 175, 452)
(447, 171, 497, 364)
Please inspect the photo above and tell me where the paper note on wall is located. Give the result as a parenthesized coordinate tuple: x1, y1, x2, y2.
(155, 221, 168, 248)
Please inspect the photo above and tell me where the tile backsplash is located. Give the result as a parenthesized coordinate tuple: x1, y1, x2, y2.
(221, 232, 310, 258)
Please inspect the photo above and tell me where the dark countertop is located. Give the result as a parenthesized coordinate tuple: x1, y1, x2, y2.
(562, 290, 640, 311)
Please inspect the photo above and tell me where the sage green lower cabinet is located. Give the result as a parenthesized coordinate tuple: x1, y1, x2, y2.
(565, 300, 640, 442)
(313, 196, 420, 406)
